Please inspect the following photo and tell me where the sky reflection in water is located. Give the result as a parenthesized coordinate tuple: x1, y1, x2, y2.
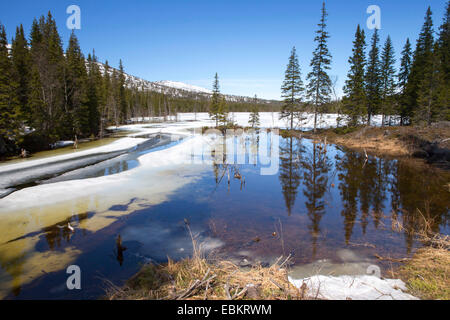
(0, 133, 448, 299)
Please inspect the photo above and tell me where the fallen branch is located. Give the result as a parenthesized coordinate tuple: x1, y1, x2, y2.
(374, 253, 408, 263)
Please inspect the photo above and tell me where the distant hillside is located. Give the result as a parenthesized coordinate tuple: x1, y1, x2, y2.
(94, 62, 280, 105)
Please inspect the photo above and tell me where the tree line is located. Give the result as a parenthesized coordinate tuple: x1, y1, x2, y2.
(0, 12, 130, 154)
(281, 2, 449, 130)
(0, 12, 278, 156)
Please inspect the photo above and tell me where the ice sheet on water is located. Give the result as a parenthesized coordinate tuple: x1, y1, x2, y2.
(0, 136, 205, 211)
(0, 137, 148, 190)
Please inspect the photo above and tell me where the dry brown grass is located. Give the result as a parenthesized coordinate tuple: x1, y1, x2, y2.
(106, 226, 307, 300)
(306, 125, 450, 161)
(321, 126, 410, 156)
(395, 245, 450, 300)
(333, 135, 409, 156)
(388, 209, 450, 300)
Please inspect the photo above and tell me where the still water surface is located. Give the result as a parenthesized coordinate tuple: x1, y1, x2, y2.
(0, 132, 448, 299)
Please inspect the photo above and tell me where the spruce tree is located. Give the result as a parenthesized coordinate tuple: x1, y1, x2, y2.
(306, 2, 332, 132)
(11, 24, 30, 124)
(280, 47, 304, 130)
(398, 39, 412, 93)
(342, 25, 367, 126)
(416, 41, 442, 125)
(379, 36, 396, 126)
(249, 95, 260, 128)
(110, 68, 120, 126)
(101, 60, 112, 132)
(217, 96, 228, 126)
(64, 31, 89, 137)
(86, 52, 101, 136)
(118, 59, 127, 124)
(209, 73, 222, 126)
(365, 29, 381, 125)
(29, 12, 66, 142)
(0, 23, 20, 150)
(405, 7, 434, 124)
(437, 1, 450, 121)
(398, 38, 412, 125)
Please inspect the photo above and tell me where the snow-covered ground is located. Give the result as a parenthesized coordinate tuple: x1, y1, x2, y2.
(131, 112, 395, 130)
(0, 137, 148, 197)
(289, 275, 417, 300)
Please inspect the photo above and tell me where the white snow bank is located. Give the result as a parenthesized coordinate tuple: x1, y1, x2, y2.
(130, 112, 399, 130)
(0, 135, 206, 212)
(0, 137, 146, 174)
(289, 275, 418, 300)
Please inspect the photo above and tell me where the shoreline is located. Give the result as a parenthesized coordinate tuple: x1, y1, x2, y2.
(110, 231, 449, 300)
(299, 125, 450, 170)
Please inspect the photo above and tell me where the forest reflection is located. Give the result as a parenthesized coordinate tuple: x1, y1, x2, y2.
(278, 135, 449, 253)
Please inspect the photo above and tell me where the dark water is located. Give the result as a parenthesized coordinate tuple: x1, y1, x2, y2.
(2, 134, 449, 299)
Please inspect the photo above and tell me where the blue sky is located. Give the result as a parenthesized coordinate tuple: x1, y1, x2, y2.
(0, 0, 447, 100)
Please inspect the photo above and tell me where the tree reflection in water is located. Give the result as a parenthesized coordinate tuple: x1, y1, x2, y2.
(278, 136, 303, 216)
(300, 141, 332, 257)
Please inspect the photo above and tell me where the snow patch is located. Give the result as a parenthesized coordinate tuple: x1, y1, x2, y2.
(289, 275, 418, 300)
(155, 81, 212, 94)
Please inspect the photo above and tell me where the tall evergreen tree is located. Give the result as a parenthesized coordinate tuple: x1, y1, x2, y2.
(209, 73, 226, 126)
(100, 60, 112, 133)
(86, 52, 101, 136)
(306, 2, 332, 132)
(110, 68, 120, 125)
(398, 38, 412, 125)
(249, 95, 260, 128)
(118, 59, 127, 124)
(379, 36, 396, 126)
(28, 12, 66, 143)
(280, 47, 304, 130)
(11, 24, 30, 124)
(365, 29, 381, 125)
(217, 96, 228, 126)
(416, 41, 442, 125)
(64, 31, 89, 137)
(437, 1, 450, 121)
(0, 23, 20, 151)
(398, 39, 412, 93)
(405, 7, 434, 124)
(342, 25, 367, 126)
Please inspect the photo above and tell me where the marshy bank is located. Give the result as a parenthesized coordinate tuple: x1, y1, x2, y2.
(300, 124, 450, 170)
(106, 235, 302, 300)
(109, 227, 449, 300)
(391, 227, 449, 300)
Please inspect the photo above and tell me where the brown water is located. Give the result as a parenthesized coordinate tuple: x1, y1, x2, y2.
(0, 133, 448, 299)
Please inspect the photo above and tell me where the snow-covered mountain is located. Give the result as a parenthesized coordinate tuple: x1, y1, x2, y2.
(154, 81, 212, 95)
(93, 62, 277, 104)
